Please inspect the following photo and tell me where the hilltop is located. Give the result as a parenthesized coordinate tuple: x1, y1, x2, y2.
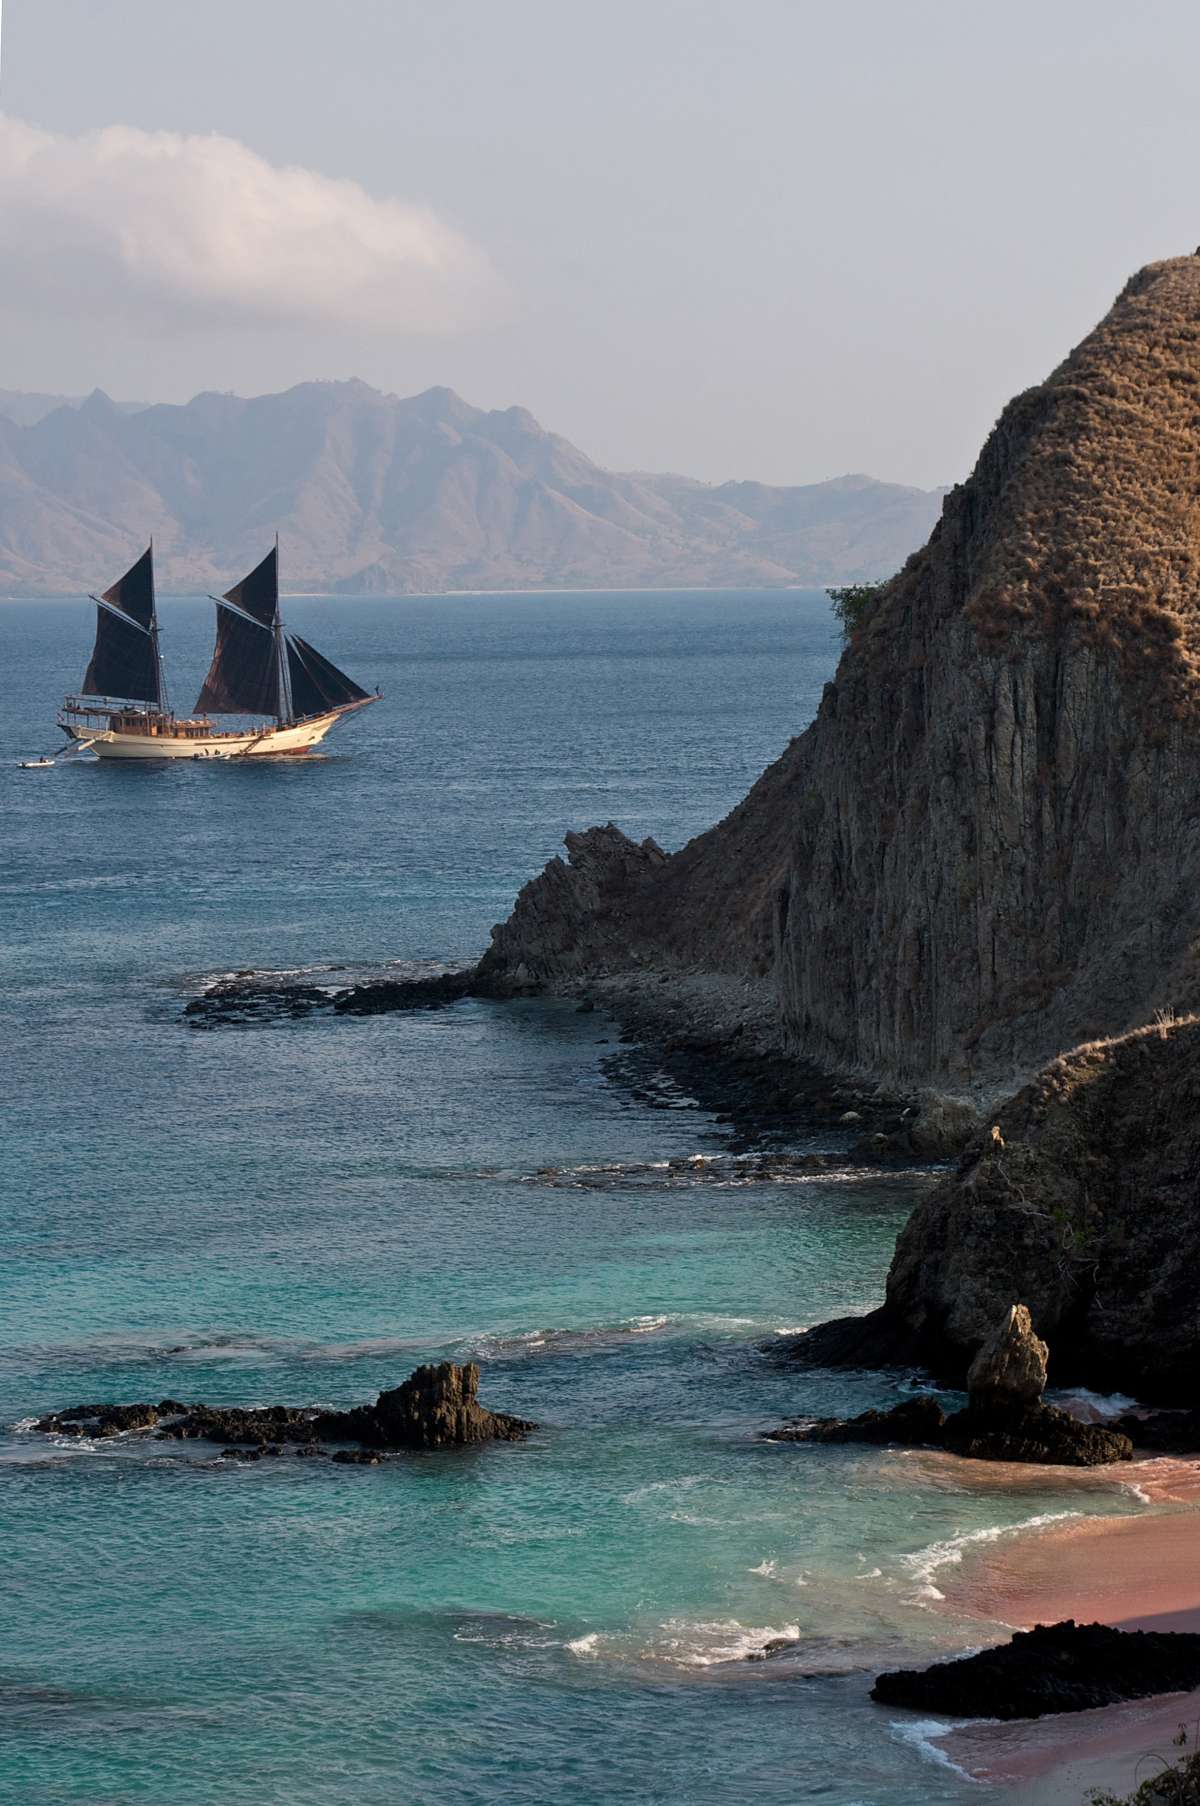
(481, 255, 1200, 1092)
(0, 382, 942, 595)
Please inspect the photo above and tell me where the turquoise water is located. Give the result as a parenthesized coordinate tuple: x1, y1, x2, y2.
(1, 592, 1135, 1804)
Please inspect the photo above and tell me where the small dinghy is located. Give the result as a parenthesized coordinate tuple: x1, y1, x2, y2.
(18, 757, 56, 770)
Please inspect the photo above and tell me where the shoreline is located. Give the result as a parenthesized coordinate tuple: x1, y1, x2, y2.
(925, 1466, 1200, 1799)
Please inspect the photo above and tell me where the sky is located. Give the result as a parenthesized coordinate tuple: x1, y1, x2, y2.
(3, 0, 1200, 489)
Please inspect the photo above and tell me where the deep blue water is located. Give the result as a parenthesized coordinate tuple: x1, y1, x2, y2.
(1, 591, 1135, 1804)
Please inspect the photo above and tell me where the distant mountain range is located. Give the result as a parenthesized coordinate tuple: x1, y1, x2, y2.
(0, 381, 946, 595)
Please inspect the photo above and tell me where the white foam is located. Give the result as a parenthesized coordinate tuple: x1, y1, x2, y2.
(888, 1718, 978, 1780)
(565, 1632, 600, 1657)
(652, 1618, 802, 1666)
(902, 1510, 1082, 1603)
(1050, 1387, 1138, 1419)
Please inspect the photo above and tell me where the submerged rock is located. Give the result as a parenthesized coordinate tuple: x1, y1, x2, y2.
(33, 1363, 534, 1454)
(872, 1620, 1200, 1720)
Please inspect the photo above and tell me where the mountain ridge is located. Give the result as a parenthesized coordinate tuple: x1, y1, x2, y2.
(0, 380, 944, 595)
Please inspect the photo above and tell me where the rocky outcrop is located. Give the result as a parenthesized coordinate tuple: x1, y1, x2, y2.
(484, 256, 1200, 1092)
(769, 1304, 1132, 1466)
(478, 827, 668, 988)
(872, 1621, 1200, 1720)
(770, 1395, 1131, 1465)
(829, 1018, 1200, 1399)
(966, 1304, 1048, 1409)
(34, 1363, 533, 1452)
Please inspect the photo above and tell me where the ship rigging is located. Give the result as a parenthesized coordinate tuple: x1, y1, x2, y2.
(57, 541, 379, 760)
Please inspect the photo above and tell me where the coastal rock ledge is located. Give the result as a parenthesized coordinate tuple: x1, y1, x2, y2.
(481, 255, 1200, 1096)
(33, 1362, 534, 1454)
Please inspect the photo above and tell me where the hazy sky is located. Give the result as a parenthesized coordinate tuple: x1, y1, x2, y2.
(3, 0, 1200, 488)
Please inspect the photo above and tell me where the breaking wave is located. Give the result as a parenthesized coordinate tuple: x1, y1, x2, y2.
(901, 1510, 1083, 1603)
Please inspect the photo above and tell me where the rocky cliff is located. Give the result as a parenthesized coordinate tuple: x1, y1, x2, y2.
(483, 256, 1200, 1092)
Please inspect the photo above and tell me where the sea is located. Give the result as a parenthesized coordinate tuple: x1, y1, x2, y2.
(0, 589, 1142, 1805)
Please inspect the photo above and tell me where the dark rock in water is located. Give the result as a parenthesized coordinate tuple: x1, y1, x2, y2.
(944, 1405, 1131, 1467)
(33, 1400, 186, 1438)
(32, 1363, 534, 1455)
(184, 978, 333, 1025)
(187, 967, 484, 1026)
(967, 1304, 1048, 1411)
(872, 1620, 1200, 1720)
(331, 1362, 533, 1450)
(220, 1444, 284, 1461)
(331, 1450, 383, 1466)
(772, 1307, 923, 1371)
(747, 1637, 804, 1662)
(768, 1395, 1131, 1467)
(768, 1395, 948, 1447)
(1115, 1408, 1200, 1453)
(334, 971, 477, 1014)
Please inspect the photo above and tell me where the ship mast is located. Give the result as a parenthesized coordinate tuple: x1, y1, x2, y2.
(272, 532, 293, 726)
(149, 537, 168, 714)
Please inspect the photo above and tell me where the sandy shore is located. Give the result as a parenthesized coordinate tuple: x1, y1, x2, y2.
(922, 1458, 1200, 1800)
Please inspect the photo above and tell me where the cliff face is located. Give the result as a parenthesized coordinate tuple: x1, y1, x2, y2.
(484, 257, 1200, 1089)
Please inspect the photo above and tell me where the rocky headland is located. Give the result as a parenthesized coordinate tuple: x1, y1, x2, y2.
(478, 255, 1200, 1107)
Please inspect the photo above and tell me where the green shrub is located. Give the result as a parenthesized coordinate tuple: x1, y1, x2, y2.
(827, 581, 886, 640)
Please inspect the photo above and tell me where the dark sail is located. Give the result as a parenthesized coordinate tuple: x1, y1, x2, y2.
(286, 634, 371, 718)
(222, 546, 278, 626)
(82, 547, 160, 703)
(194, 605, 280, 717)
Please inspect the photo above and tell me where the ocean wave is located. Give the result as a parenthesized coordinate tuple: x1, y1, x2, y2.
(887, 1718, 978, 1779)
(1048, 1386, 1139, 1421)
(7, 1308, 787, 1383)
(457, 1311, 770, 1361)
(566, 1617, 806, 1668)
(901, 1510, 1083, 1602)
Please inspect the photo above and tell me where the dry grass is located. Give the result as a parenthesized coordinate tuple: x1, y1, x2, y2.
(864, 257, 1200, 716)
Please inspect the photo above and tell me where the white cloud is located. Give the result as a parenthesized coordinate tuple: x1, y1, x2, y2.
(0, 114, 502, 332)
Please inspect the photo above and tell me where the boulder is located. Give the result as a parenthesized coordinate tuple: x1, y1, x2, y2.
(337, 1362, 533, 1450)
(966, 1304, 1048, 1413)
(908, 1094, 980, 1158)
(872, 1620, 1200, 1720)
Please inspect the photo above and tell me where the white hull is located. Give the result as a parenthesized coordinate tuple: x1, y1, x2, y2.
(65, 708, 358, 760)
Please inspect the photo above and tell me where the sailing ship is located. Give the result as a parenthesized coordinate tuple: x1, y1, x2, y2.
(58, 542, 378, 760)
